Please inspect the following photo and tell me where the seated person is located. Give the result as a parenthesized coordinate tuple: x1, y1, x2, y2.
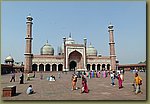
(26, 85, 34, 94)
(51, 75, 55, 80)
(49, 75, 55, 81)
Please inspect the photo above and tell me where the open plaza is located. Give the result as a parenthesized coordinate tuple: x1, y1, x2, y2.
(1, 2, 146, 101)
(1, 71, 146, 100)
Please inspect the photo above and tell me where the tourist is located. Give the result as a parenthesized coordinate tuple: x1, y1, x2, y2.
(110, 71, 115, 86)
(92, 71, 94, 78)
(33, 71, 35, 78)
(120, 73, 124, 82)
(81, 75, 89, 93)
(103, 70, 106, 78)
(51, 75, 55, 80)
(27, 73, 30, 81)
(10, 72, 15, 82)
(133, 72, 142, 94)
(58, 72, 61, 79)
(71, 74, 78, 90)
(40, 72, 43, 80)
(88, 71, 91, 79)
(49, 75, 56, 81)
(97, 71, 100, 78)
(86, 71, 89, 78)
(20, 72, 24, 84)
(26, 85, 34, 94)
(83, 71, 86, 76)
(117, 74, 123, 89)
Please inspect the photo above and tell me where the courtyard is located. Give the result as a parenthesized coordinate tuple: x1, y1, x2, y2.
(1, 71, 146, 100)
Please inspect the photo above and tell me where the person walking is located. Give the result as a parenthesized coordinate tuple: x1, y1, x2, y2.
(10, 72, 15, 82)
(27, 73, 30, 81)
(133, 72, 142, 94)
(81, 75, 89, 93)
(118, 74, 123, 89)
(110, 71, 115, 86)
(33, 71, 35, 78)
(20, 72, 24, 84)
(71, 74, 78, 91)
(58, 72, 61, 79)
(40, 72, 43, 80)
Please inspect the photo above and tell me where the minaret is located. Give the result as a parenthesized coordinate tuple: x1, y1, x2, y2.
(24, 15, 33, 73)
(108, 23, 116, 71)
(63, 37, 66, 71)
(84, 37, 87, 70)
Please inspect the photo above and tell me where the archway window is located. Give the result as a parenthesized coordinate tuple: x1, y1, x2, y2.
(46, 64, 50, 71)
(32, 64, 37, 71)
(87, 64, 90, 71)
(107, 64, 110, 70)
(102, 64, 105, 70)
(52, 64, 57, 71)
(97, 64, 101, 71)
(39, 64, 44, 71)
(69, 61, 77, 71)
(58, 64, 63, 71)
(92, 64, 95, 70)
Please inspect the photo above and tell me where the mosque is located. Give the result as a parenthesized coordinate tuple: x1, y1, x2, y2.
(24, 15, 117, 73)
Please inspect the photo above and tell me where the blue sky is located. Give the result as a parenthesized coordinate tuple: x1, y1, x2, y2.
(1, 1, 146, 64)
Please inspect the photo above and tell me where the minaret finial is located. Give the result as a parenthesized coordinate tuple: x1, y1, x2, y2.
(69, 32, 71, 38)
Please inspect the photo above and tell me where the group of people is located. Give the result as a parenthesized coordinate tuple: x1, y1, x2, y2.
(110, 70, 124, 89)
(9, 69, 143, 95)
(76, 70, 110, 79)
(71, 73, 89, 93)
(10, 72, 24, 84)
(110, 70, 143, 94)
(47, 75, 56, 81)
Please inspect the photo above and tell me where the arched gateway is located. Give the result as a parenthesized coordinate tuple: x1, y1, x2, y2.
(68, 51, 83, 71)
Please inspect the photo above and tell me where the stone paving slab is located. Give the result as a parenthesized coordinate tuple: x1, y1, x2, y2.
(1, 71, 146, 100)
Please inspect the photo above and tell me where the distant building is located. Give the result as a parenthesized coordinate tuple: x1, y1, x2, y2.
(1, 55, 24, 74)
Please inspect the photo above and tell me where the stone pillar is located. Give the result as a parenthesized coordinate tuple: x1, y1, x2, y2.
(37, 65, 39, 72)
(108, 23, 116, 71)
(44, 64, 46, 72)
(50, 65, 52, 71)
(90, 64, 92, 71)
(95, 64, 97, 71)
(57, 64, 58, 71)
(24, 15, 33, 73)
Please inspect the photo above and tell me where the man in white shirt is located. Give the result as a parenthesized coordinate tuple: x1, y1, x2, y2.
(26, 85, 34, 94)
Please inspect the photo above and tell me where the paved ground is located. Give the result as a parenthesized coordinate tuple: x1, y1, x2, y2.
(1, 71, 146, 100)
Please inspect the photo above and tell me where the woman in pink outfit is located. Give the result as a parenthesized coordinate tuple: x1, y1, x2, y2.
(81, 75, 89, 93)
(118, 74, 123, 89)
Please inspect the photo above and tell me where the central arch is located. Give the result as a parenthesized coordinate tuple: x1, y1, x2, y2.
(68, 50, 83, 71)
(69, 61, 77, 71)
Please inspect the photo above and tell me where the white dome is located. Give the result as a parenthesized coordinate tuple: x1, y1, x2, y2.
(5, 55, 14, 62)
(65, 37, 75, 44)
(87, 43, 97, 56)
(41, 42, 54, 55)
(60, 35, 75, 54)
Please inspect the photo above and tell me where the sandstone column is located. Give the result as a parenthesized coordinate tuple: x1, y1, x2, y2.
(108, 23, 116, 71)
(24, 15, 33, 73)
